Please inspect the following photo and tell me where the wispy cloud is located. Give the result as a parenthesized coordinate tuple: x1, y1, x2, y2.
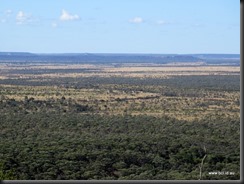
(60, 10, 80, 21)
(156, 20, 173, 26)
(16, 11, 35, 25)
(192, 23, 202, 27)
(1, 19, 7, 23)
(129, 17, 143, 24)
(5, 9, 12, 16)
(0, 9, 13, 23)
(51, 22, 58, 28)
(156, 20, 167, 25)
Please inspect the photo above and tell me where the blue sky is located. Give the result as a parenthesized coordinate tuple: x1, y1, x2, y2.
(0, 0, 240, 54)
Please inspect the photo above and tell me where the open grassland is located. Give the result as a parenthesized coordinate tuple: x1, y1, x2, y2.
(0, 63, 240, 79)
(0, 84, 239, 121)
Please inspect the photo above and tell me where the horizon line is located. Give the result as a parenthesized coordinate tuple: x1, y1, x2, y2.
(0, 51, 240, 55)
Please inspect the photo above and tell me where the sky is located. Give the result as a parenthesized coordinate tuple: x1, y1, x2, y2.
(0, 0, 240, 54)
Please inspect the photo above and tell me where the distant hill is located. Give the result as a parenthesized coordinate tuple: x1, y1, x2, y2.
(192, 54, 240, 59)
(0, 52, 240, 66)
(0, 52, 36, 56)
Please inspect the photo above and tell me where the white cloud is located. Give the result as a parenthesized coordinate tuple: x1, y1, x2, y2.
(16, 11, 29, 24)
(16, 11, 37, 25)
(16, 11, 26, 24)
(129, 17, 143, 23)
(0, 9, 12, 23)
(60, 9, 80, 21)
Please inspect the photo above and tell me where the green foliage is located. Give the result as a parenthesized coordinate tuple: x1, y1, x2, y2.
(0, 162, 16, 180)
(0, 112, 240, 180)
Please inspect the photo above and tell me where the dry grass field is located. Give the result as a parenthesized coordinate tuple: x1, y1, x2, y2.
(0, 63, 240, 79)
(0, 63, 240, 121)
